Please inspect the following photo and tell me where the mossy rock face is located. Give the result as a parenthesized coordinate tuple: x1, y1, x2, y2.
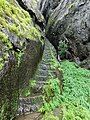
(0, 0, 44, 119)
(23, 0, 45, 22)
(16, 0, 45, 29)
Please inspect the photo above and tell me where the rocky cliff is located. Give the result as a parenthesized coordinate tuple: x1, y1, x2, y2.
(0, 0, 90, 119)
(0, 0, 44, 119)
(39, 0, 90, 69)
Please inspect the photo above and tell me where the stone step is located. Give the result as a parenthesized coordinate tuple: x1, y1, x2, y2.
(31, 86, 43, 94)
(19, 95, 43, 104)
(18, 95, 43, 115)
(39, 69, 48, 73)
(36, 81, 47, 84)
(30, 80, 50, 94)
(39, 64, 47, 70)
(17, 112, 42, 120)
(35, 75, 48, 81)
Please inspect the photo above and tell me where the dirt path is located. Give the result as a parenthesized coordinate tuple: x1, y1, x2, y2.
(16, 113, 42, 120)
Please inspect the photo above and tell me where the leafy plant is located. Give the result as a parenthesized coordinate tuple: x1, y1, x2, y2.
(58, 40, 68, 58)
(41, 60, 90, 120)
(60, 61, 90, 119)
(62, 102, 90, 120)
(39, 78, 61, 113)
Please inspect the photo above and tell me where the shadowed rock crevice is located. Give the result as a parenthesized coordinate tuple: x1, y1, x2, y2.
(43, 0, 90, 69)
(16, 0, 45, 30)
(39, 0, 61, 22)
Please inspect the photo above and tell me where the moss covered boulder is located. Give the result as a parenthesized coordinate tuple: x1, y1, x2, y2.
(0, 0, 44, 119)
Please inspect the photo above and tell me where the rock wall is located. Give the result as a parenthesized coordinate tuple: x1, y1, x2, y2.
(1, 0, 90, 119)
(39, 0, 60, 22)
(45, 0, 90, 69)
(0, 0, 44, 119)
(16, 0, 45, 29)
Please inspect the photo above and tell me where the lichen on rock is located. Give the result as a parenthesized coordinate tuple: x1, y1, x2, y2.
(0, 0, 44, 70)
(0, 0, 44, 119)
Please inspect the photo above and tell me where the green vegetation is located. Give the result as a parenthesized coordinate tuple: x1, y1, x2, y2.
(0, 101, 8, 120)
(60, 61, 90, 120)
(0, 1, 90, 120)
(39, 53, 62, 113)
(58, 40, 68, 58)
(20, 80, 36, 97)
(41, 112, 59, 120)
(39, 78, 61, 112)
(0, 0, 43, 70)
(41, 60, 90, 120)
(60, 61, 90, 106)
(0, 0, 44, 119)
(0, 31, 12, 70)
(0, 0, 42, 40)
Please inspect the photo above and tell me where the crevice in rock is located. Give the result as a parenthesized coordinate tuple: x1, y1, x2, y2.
(79, 55, 88, 61)
(39, 0, 61, 24)
(11, 43, 21, 52)
(16, 0, 45, 30)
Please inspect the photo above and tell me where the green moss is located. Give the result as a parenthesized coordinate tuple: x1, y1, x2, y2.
(0, 0, 6, 7)
(27, 27, 41, 40)
(41, 60, 90, 119)
(0, 100, 8, 120)
(0, 31, 12, 70)
(0, 32, 8, 41)
(0, 0, 42, 40)
(42, 112, 59, 120)
(0, 0, 44, 70)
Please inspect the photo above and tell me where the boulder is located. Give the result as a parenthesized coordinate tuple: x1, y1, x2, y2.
(0, 0, 44, 119)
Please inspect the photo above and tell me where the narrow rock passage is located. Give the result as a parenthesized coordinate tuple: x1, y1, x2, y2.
(18, 40, 57, 115)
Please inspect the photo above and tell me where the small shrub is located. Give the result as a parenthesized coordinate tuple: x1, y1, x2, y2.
(58, 40, 68, 58)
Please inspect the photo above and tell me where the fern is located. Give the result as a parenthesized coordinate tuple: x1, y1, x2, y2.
(60, 60, 90, 119)
(41, 60, 90, 120)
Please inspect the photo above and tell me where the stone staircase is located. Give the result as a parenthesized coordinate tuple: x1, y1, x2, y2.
(17, 40, 57, 115)
(32, 39, 56, 94)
